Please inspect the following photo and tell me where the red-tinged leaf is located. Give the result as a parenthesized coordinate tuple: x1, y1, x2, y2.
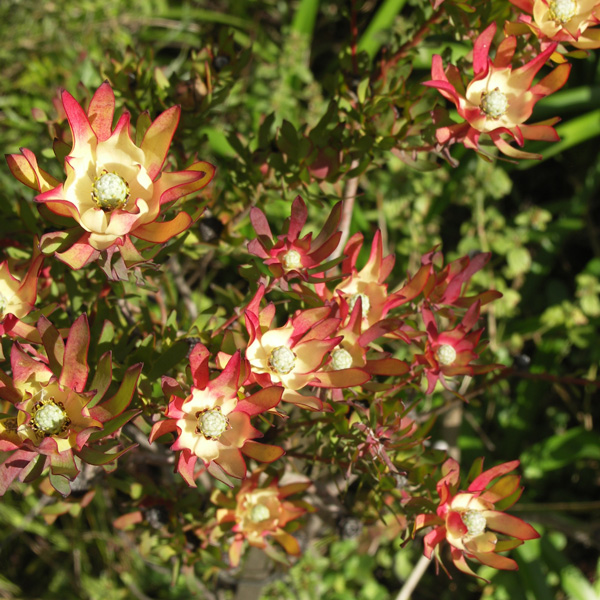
(482, 474, 521, 503)
(149, 418, 178, 443)
(286, 195, 308, 241)
(493, 36, 516, 70)
(161, 376, 186, 399)
(87, 82, 115, 142)
(312, 201, 342, 249)
(236, 386, 283, 416)
(490, 132, 541, 160)
(60, 314, 90, 393)
(56, 234, 100, 270)
(141, 105, 181, 180)
(189, 343, 210, 389)
(250, 206, 272, 238)
(398, 264, 430, 302)
(495, 539, 524, 552)
(0, 449, 35, 495)
(471, 550, 518, 571)
(11, 343, 52, 385)
(468, 460, 520, 492)
(61, 89, 96, 155)
(473, 23, 496, 75)
(206, 460, 235, 487)
(95, 363, 142, 418)
(176, 450, 198, 487)
(519, 124, 560, 142)
(50, 449, 78, 478)
(210, 352, 242, 398)
(155, 161, 216, 205)
(485, 511, 539, 540)
(76, 443, 137, 466)
(422, 526, 446, 558)
(365, 358, 409, 376)
(113, 511, 143, 530)
(49, 472, 71, 497)
(241, 440, 285, 463)
(132, 212, 192, 243)
(278, 481, 311, 498)
(414, 513, 440, 531)
(450, 547, 480, 579)
(37, 315, 64, 377)
(87, 352, 113, 408)
(88, 409, 141, 443)
(447, 510, 468, 537)
(0, 369, 21, 404)
(272, 530, 300, 555)
(312, 368, 370, 388)
(21, 453, 46, 483)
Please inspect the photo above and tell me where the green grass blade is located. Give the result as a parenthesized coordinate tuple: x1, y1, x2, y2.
(357, 0, 408, 58)
(291, 0, 320, 36)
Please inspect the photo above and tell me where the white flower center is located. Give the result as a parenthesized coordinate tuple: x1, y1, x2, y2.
(549, 0, 578, 23)
(481, 88, 508, 119)
(92, 171, 130, 211)
(31, 400, 69, 436)
(281, 249, 302, 271)
(249, 503, 271, 523)
(348, 293, 371, 317)
(197, 408, 229, 439)
(331, 348, 353, 370)
(462, 510, 487, 537)
(268, 346, 296, 375)
(436, 344, 457, 366)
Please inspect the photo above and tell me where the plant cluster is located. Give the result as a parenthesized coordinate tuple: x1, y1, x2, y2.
(1, 1, 599, 597)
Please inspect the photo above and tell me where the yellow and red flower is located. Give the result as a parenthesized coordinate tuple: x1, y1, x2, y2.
(0, 315, 142, 496)
(508, 0, 600, 50)
(248, 195, 342, 284)
(6, 82, 215, 270)
(213, 471, 310, 566)
(414, 458, 539, 579)
(244, 286, 369, 410)
(425, 22, 571, 159)
(150, 344, 284, 485)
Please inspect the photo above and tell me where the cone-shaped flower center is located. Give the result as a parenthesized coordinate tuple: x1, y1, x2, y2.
(30, 399, 70, 436)
(348, 293, 371, 317)
(331, 348, 353, 370)
(481, 88, 508, 119)
(549, 0, 578, 23)
(268, 346, 296, 375)
(437, 344, 457, 366)
(249, 503, 271, 523)
(462, 510, 487, 537)
(196, 408, 229, 440)
(92, 171, 130, 211)
(281, 249, 302, 271)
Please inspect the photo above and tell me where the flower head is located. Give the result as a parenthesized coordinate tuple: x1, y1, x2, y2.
(6, 82, 215, 270)
(213, 471, 310, 566)
(247, 195, 342, 284)
(0, 315, 142, 496)
(425, 23, 571, 159)
(508, 0, 600, 49)
(150, 344, 284, 486)
(415, 458, 539, 579)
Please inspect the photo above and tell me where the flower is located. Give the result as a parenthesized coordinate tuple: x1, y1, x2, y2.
(507, 0, 600, 50)
(6, 82, 215, 270)
(315, 230, 399, 328)
(244, 286, 369, 410)
(425, 22, 571, 159)
(0, 315, 142, 496)
(213, 471, 310, 566)
(414, 302, 501, 393)
(150, 345, 284, 485)
(248, 195, 342, 285)
(414, 458, 539, 579)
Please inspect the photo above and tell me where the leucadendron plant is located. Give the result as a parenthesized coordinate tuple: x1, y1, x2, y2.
(1, 1, 595, 595)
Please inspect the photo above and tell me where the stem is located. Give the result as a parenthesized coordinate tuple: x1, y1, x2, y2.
(395, 553, 432, 600)
(332, 158, 360, 261)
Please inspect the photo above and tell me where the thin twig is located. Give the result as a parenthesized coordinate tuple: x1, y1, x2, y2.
(332, 159, 360, 261)
(395, 554, 432, 600)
